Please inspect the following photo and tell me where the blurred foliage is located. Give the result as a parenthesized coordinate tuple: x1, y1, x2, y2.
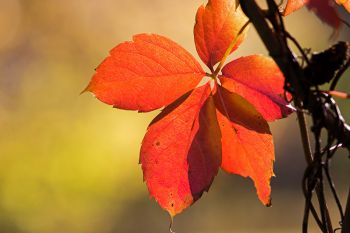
(0, 0, 349, 232)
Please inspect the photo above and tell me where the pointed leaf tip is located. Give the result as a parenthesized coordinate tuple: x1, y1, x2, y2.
(80, 83, 92, 95)
(266, 198, 272, 207)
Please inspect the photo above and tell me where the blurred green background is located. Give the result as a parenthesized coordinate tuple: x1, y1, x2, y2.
(0, 0, 349, 232)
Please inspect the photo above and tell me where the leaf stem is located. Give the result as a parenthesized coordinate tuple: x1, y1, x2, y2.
(212, 20, 250, 79)
(294, 100, 313, 164)
(169, 215, 175, 233)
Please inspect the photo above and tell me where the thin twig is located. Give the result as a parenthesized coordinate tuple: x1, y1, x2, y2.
(285, 31, 310, 67)
(324, 161, 344, 222)
(341, 188, 350, 233)
(330, 58, 350, 91)
(295, 100, 313, 164)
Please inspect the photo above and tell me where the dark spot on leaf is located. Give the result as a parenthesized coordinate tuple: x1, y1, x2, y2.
(156, 141, 160, 146)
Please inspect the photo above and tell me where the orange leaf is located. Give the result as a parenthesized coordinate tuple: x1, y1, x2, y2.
(140, 84, 222, 217)
(284, 0, 342, 29)
(220, 55, 294, 121)
(214, 86, 274, 205)
(336, 0, 350, 12)
(85, 34, 204, 112)
(194, 0, 248, 69)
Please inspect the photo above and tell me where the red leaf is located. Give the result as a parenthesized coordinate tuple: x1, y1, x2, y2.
(85, 34, 205, 112)
(140, 84, 222, 216)
(307, 0, 341, 29)
(214, 86, 274, 205)
(220, 55, 294, 121)
(284, 0, 342, 29)
(194, 0, 248, 69)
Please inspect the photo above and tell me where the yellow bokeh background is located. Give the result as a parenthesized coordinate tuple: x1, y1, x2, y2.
(0, 0, 349, 232)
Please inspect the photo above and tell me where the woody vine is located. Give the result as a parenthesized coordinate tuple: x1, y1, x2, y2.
(241, 0, 350, 232)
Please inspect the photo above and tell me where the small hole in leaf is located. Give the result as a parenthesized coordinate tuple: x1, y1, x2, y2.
(171, 203, 174, 207)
